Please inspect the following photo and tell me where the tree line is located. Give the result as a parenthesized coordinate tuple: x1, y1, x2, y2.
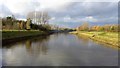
(2, 15, 32, 30)
(77, 22, 119, 32)
(2, 11, 51, 31)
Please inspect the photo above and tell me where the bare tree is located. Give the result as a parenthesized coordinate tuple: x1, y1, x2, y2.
(27, 11, 50, 25)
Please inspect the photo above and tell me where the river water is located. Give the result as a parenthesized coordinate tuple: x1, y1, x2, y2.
(2, 33, 118, 66)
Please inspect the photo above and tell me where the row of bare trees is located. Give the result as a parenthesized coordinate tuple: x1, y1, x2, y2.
(77, 22, 119, 32)
(27, 11, 50, 25)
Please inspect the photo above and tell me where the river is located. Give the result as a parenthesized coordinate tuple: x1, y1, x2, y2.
(2, 33, 118, 66)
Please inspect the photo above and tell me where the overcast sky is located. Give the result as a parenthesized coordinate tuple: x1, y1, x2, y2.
(0, 0, 119, 28)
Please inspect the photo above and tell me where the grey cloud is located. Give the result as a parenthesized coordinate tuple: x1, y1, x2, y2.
(13, 13, 26, 19)
(0, 4, 12, 17)
(0, 2, 118, 28)
(49, 2, 117, 17)
(48, 2, 118, 28)
(0, 1, 40, 18)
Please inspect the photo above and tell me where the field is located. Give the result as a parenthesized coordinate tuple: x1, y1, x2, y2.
(70, 31, 119, 48)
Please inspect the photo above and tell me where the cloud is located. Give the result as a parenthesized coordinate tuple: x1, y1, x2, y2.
(51, 2, 117, 17)
(0, 4, 12, 17)
(3, 0, 39, 14)
(0, 0, 118, 28)
(82, 16, 98, 22)
(49, 2, 118, 27)
(63, 16, 72, 22)
(50, 17, 56, 20)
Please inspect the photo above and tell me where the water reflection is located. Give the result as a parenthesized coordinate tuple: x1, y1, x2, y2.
(25, 36, 49, 55)
(25, 40, 32, 54)
(2, 33, 118, 66)
(76, 35, 90, 46)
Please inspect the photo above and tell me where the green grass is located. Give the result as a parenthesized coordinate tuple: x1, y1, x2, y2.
(71, 31, 119, 48)
(2, 30, 47, 40)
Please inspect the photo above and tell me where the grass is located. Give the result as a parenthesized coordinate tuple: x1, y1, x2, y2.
(70, 31, 119, 48)
(2, 30, 48, 40)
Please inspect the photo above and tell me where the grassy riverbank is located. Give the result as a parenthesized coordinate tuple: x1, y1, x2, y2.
(2, 30, 49, 40)
(70, 31, 119, 48)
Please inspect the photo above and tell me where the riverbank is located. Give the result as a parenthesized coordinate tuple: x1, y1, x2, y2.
(70, 31, 119, 48)
(2, 30, 52, 45)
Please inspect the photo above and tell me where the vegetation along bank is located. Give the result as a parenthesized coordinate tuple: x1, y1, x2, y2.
(70, 22, 119, 48)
